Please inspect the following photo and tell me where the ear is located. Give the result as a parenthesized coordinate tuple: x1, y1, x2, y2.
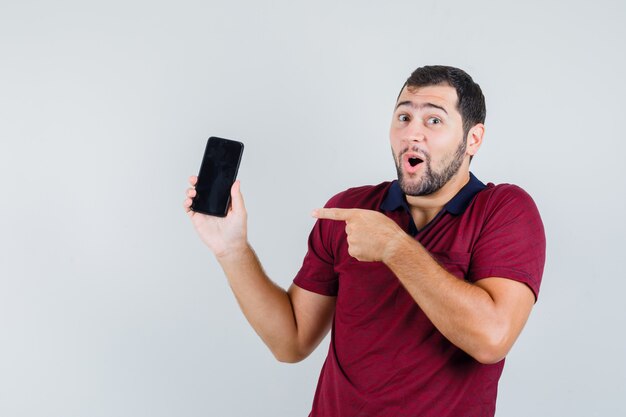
(466, 123, 485, 157)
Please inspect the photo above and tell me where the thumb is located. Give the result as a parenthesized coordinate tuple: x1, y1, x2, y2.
(230, 180, 246, 213)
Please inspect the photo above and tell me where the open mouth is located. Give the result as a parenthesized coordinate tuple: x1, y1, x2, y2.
(402, 153, 425, 174)
(408, 157, 423, 167)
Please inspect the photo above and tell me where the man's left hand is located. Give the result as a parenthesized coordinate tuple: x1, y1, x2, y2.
(312, 208, 407, 262)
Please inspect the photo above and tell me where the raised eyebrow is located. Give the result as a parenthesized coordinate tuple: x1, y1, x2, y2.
(395, 100, 448, 115)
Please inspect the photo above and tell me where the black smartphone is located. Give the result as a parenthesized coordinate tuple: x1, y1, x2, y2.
(191, 137, 244, 217)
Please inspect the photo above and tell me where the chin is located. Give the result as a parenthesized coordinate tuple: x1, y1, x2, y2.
(398, 178, 427, 197)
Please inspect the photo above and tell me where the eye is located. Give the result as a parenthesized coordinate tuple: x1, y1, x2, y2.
(398, 114, 410, 122)
(427, 117, 442, 125)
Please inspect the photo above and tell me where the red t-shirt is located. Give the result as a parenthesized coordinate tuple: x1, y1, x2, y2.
(293, 173, 546, 417)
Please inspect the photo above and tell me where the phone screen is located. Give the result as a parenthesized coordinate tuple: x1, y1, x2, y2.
(191, 137, 244, 217)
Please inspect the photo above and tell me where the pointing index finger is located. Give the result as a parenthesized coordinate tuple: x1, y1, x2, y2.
(312, 208, 353, 221)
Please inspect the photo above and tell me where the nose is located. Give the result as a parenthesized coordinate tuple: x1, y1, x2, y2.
(409, 133, 425, 142)
(405, 124, 426, 143)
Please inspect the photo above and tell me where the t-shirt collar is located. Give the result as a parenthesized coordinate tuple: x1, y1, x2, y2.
(380, 172, 486, 216)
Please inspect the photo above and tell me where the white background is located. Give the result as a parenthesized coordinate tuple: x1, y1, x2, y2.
(1, 0, 625, 415)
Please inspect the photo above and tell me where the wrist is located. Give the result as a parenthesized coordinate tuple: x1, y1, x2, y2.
(215, 240, 251, 263)
(382, 230, 414, 265)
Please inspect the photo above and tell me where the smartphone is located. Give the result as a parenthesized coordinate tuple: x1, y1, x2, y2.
(191, 137, 244, 217)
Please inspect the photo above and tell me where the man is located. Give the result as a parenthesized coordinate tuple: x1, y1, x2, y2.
(183, 65, 546, 417)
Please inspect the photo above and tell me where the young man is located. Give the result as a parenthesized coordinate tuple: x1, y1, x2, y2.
(184, 65, 546, 417)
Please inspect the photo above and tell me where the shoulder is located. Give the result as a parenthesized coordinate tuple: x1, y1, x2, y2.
(472, 182, 543, 227)
(467, 181, 546, 298)
(324, 181, 393, 210)
(477, 182, 539, 211)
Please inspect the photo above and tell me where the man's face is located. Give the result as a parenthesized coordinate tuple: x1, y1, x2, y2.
(390, 84, 468, 196)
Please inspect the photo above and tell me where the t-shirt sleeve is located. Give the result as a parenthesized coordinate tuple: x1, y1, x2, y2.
(292, 195, 341, 297)
(468, 185, 546, 300)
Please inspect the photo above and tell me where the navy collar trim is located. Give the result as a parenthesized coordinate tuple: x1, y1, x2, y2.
(380, 172, 486, 216)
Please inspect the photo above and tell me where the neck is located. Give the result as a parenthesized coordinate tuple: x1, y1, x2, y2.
(405, 169, 470, 229)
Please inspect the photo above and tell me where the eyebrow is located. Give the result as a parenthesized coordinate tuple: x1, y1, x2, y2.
(395, 100, 448, 115)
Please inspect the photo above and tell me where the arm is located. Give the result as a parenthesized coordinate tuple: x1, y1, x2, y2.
(383, 234, 535, 364)
(313, 207, 535, 364)
(185, 177, 335, 362)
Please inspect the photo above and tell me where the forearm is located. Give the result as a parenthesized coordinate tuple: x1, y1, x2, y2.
(383, 234, 508, 363)
(311, 207, 533, 363)
(185, 180, 321, 362)
(216, 243, 300, 362)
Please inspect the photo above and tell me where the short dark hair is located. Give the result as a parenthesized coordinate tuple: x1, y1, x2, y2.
(399, 65, 486, 138)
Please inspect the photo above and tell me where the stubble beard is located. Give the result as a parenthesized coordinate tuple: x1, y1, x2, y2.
(394, 138, 467, 196)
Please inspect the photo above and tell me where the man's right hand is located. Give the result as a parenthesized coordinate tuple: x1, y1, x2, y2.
(183, 176, 248, 259)
(183, 175, 336, 363)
